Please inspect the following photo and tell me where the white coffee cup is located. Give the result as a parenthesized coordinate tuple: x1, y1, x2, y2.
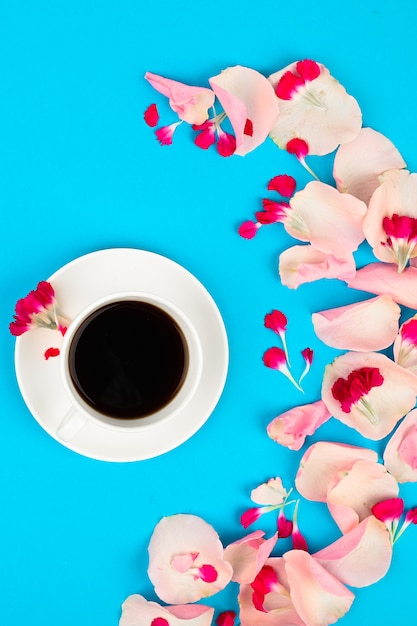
(56, 291, 203, 442)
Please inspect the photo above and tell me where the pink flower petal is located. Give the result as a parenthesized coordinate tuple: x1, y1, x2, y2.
(147, 514, 233, 604)
(144, 103, 160, 127)
(250, 477, 289, 506)
(312, 295, 401, 351)
(347, 262, 417, 308)
(372, 497, 404, 523)
(314, 516, 392, 587)
(295, 441, 378, 502)
(267, 174, 296, 197)
(145, 72, 215, 125)
(333, 127, 406, 204)
(238, 220, 260, 239)
(362, 169, 417, 271)
(267, 400, 332, 451)
(119, 594, 214, 626)
(223, 530, 278, 584)
(279, 244, 357, 289)
(321, 351, 417, 440)
(209, 66, 280, 156)
(326, 459, 399, 533)
(287, 181, 367, 257)
(384, 408, 417, 483)
(268, 61, 362, 156)
(393, 314, 417, 372)
(283, 550, 355, 626)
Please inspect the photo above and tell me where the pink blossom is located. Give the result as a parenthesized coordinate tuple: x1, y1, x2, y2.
(10, 281, 69, 337)
(383, 408, 417, 482)
(147, 514, 233, 604)
(333, 127, 406, 204)
(279, 245, 357, 289)
(223, 530, 278, 584)
(321, 351, 417, 439)
(312, 295, 401, 352)
(145, 72, 215, 125)
(119, 594, 214, 626)
(267, 400, 332, 451)
(268, 60, 362, 156)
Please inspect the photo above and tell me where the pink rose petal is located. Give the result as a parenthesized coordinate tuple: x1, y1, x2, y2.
(267, 400, 332, 451)
(333, 127, 406, 204)
(268, 61, 362, 156)
(147, 514, 233, 604)
(348, 262, 417, 308)
(321, 351, 417, 440)
(312, 295, 401, 351)
(279, 245, 357, 289)
(326, 459, 399, 533)
(393, 314, 417, 372)
(209, 65, 280, 156)
(283, 550, 355, 626)
(119, 594, 214, 626)
(287, 181, 367, 257)
(295, 441, 378, 502)
(145, 72, 215, 125)
(250, 477, 288, 505)
(314, 516, 392, 587)
(223, 530, 278, 584)
(384, 408, 417, 483)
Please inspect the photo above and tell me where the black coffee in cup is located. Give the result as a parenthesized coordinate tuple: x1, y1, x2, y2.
(68, 300, 188, 419)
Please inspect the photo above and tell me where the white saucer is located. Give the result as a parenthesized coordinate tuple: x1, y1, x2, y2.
(14, 248, 229, 462)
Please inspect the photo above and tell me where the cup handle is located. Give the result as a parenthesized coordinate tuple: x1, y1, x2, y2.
(56, 406, 88, 442)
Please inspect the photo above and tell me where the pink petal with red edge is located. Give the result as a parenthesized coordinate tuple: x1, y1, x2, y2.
(312, 295, 401, 351)
(155, 122, 182, 146)
(283, 550, 355, 626)
(288, 181, 367, 257)
(145, 72, 215, 125)
(147, 514, 233, 604)
(268, 61, 362, 155)
(384, 408, 417, 482)
(279, 245, 357, 289)
(223, 530, 278, 584)
(267, 400, 332, 451)
(267, 174, 296, 197)
(347, 262, 417, 308)
(119, 594, 214, 626)
(295, 441, 378, 502)
(264, 310, 287, 335)
(251, 477, 288, 505)
(372, 497, 404, 523)
(321, 351, 417, 440)
(144, 103, 159, 127)
(326, 458, 399, 533)
(240, 507, 262, 529)
(216, 129, 236, 157)
(333, 128, 406, 203)
(209, 66, 279, 156)
(314, 516, 392, 587)
(238, 558, 305, 625)
(394, 314, 417, 372)
(362, 169, 417, 271)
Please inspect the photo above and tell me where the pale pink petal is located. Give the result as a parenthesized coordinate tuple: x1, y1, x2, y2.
(326, 459, 399, 533)
(312, 295, 401, 351)
(268, 61, 362, 156)
(348, 261, 417, 308)
(267, 400, 332, 451)
(279, 245, 357, 289)
(314, 516, 392, 587)
(295, 441, 378, 502)
(147, 514, 233, 604)
(209, 66, 280, 156)
(321, 351, 417, 440)
(119, 594, 214, 626)
(362, 169, 417, 268)
(145, 72, 215, 125)
(223, 531, 278, 584)
(287, 181, 367, 257)
(283, 550, 355, 625)
(238, 558, 305, 626)
(250, 477, 289, 505)
(384, 408, 417, 482)
(333, 127, 406, 204)
(393, 314, 417, 372)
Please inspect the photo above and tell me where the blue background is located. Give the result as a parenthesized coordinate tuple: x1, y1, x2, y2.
(1, 1, 417, 624)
